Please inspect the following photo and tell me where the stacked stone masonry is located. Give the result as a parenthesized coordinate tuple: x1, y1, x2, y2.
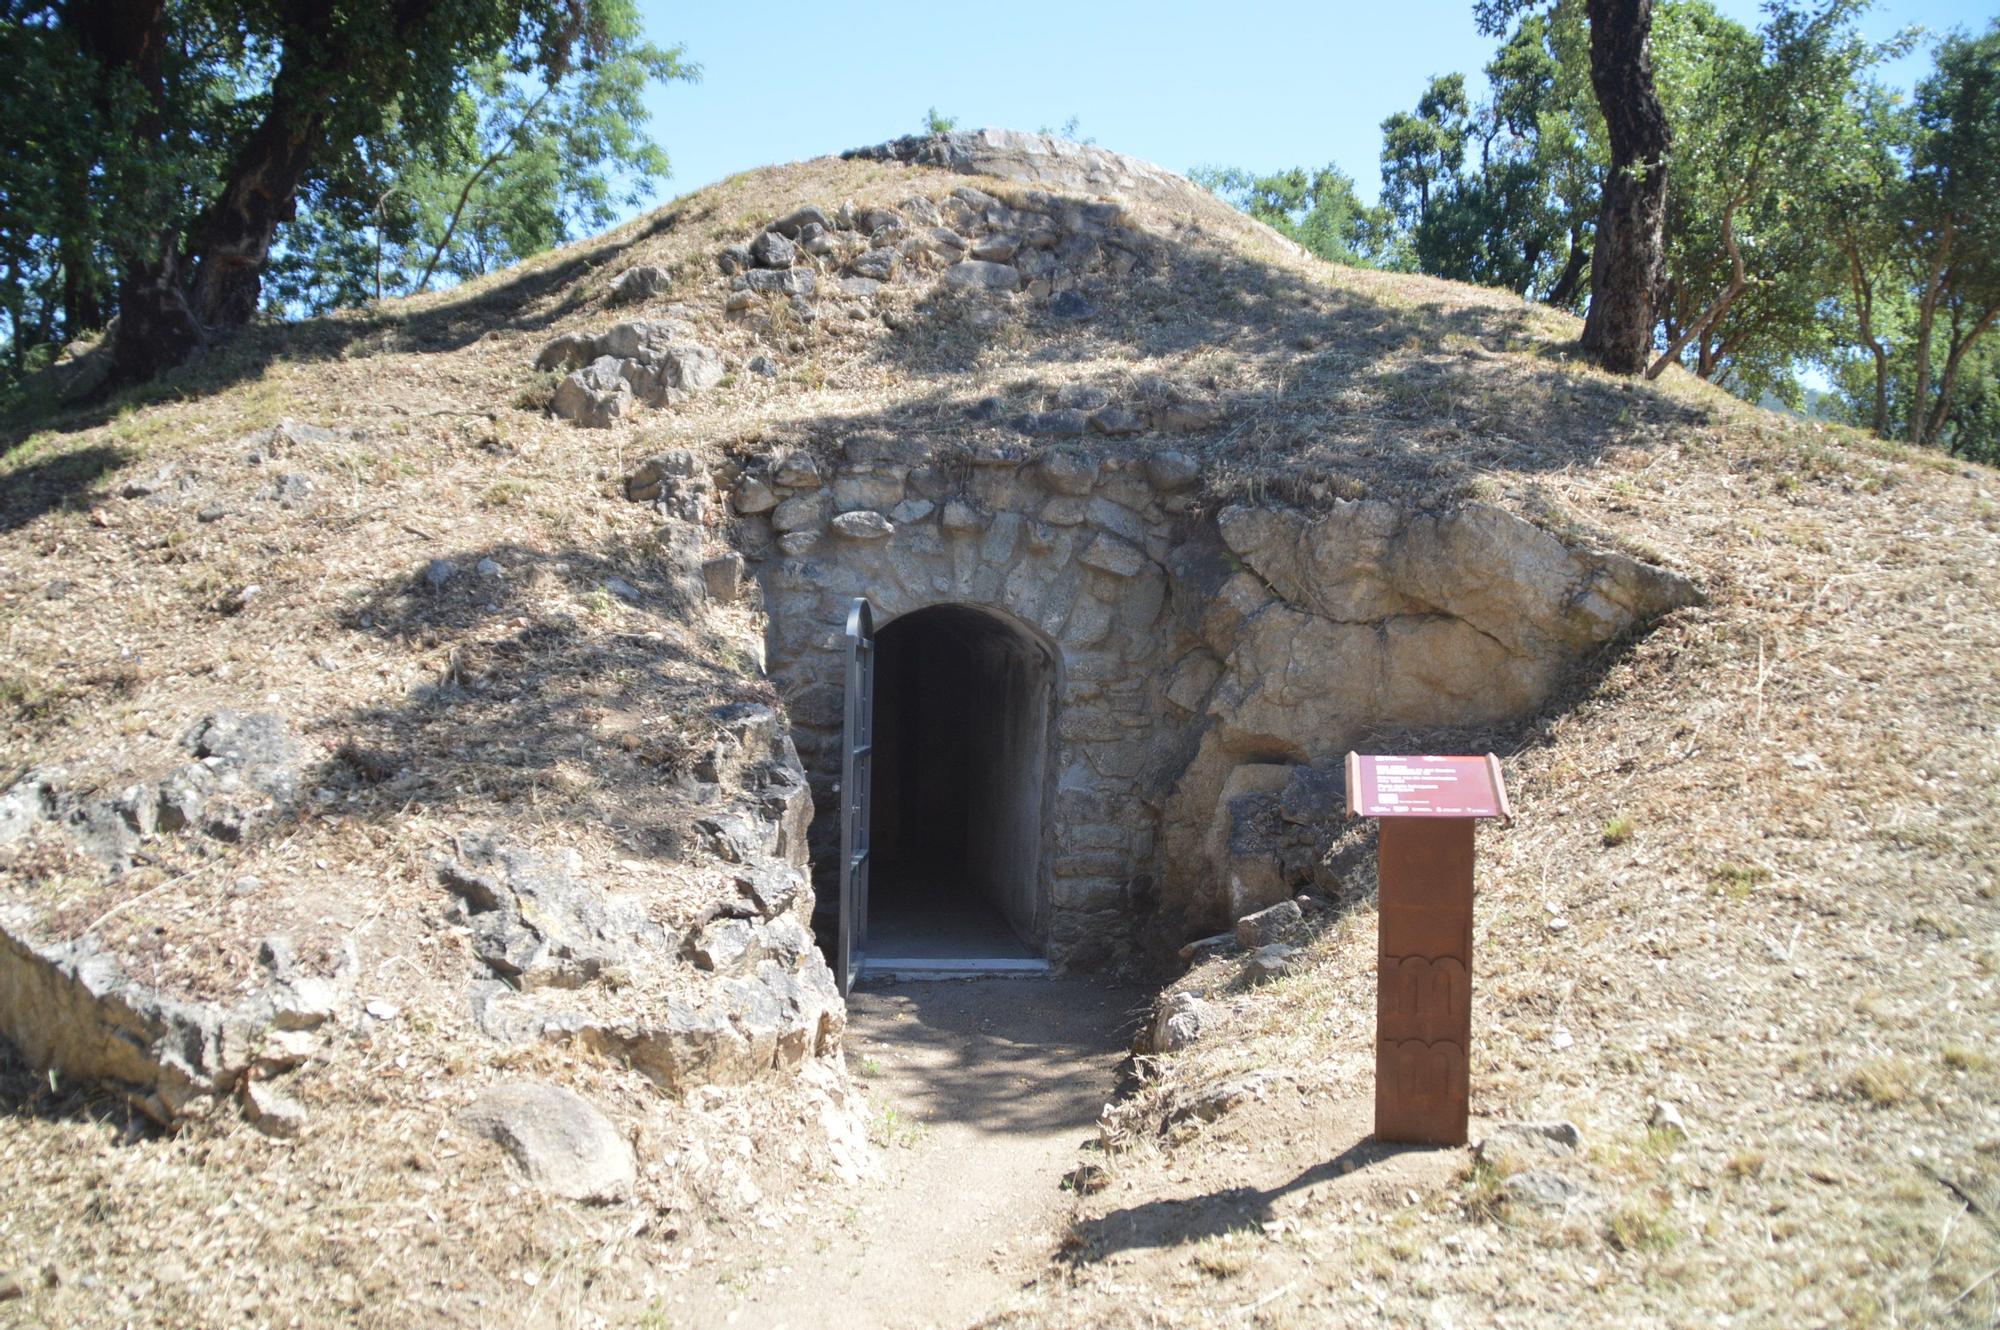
(710, 436, 1698, 968)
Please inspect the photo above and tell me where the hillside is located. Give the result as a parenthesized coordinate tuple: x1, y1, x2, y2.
(0, 131, 1996, 1328)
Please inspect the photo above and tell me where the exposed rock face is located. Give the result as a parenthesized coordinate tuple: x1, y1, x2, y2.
(0, 911, 349, 1124)
(538, 319, 725, 428)
(441, 705, 844, 1092)
(844, 129, 1233, 222)
(738, 436, 1698, 967)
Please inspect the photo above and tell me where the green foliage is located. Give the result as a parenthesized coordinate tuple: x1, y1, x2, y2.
(1648, 0, 1908, 399)
(1189, 165, 1393, 267)
(1037, 115, 1096, 145)
(0, 0, 693, 391)
(923, 106, 959, 136)
(269, 11, 692, 312)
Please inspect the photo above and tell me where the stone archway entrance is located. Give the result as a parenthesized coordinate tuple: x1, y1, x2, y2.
(866, 604, 1056, 974)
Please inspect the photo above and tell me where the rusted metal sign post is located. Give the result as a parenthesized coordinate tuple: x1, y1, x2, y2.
(1346, 753, 1511, 1147)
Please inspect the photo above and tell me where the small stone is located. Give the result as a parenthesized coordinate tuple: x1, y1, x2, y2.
(940, 500, 984, 533)
(717, 243, 753, 275)
(773, 453, 822, 488)
(1089, 406, 1143, 437)
(1144, 449, 1199, 492)
(1245, 943, 1299, 984)
(1150, 991, 1220, 1052)
(1079, 534, 1146, 578)
(1550, 1027, 1575, 1050)
(229, 875, 262, 898)
(197, 505, 227, 524)
(777, 532, 819, 557)
(747, 354, 778, 377)
(830, 511, 893, 541)
(944, 260, 1022, 294)
(1649, 1100, 1688, 1138)
(889, 498, 935, 524)
(1049, 290, 1097, 321)
(751, 230, 797, 269)
(1235, 899, 1302, 948)
(971, 234, 1021, 262)
(837, 275, 883, 299)
(1476, 1121, 1583, 1166)
(242, 1079, 306, 1139)
(475, 558, 503, 579)
(609, 265, 673, 305)
(1036, 450, 1099, 494)
(733, 477, 778, 514)
(1501, 1170, 1581, 1211)
(364, 999, 401, 1022)
(461, 1083, 635, 1204)
(769, 205, 832, 238)
(1176, 932, 1236, 964)
(702, 553, 745, 603)
(42, 580, 70, 600)
(850, 248, 901, 283)
(421, 560, 455, 593)
(1546, 917, 1571, 933)
(770, 493, 830, 534)
(1040, 497, 1087, 526)
(222, 584, 261, 615)
(603, 576, 642, 603)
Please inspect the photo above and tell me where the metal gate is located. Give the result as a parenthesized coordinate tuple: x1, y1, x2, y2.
(836, 597, 875, 995)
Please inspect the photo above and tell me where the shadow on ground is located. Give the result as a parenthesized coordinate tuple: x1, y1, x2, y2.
(0, 205, 703, 451)
(0, 444, 127, 534)
(1064, 1137, 1439, 1262)
(846, 978, 1147, 1139)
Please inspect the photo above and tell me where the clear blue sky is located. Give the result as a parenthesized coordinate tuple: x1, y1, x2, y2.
(630, 0, 1996, 212)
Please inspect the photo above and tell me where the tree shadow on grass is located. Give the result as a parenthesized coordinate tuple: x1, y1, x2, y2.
(295, 538, 774, 864)
(0, 444, 129, 535)
(0, 203, 703, 454)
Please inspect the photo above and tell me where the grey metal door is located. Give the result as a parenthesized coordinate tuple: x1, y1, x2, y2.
(837, 597, 875, 995)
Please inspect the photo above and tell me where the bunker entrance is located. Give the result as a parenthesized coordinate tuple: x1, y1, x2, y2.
(866, 604, 1055, 975)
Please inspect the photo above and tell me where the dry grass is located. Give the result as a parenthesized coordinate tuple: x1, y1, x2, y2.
(0, 146, 1996, 1327)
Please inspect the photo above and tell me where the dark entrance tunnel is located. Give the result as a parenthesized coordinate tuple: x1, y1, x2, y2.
(868, 604, 1056, 964)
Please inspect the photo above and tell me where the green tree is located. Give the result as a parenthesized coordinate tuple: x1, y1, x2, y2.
(0, 0, 690, 391)
(269, 25, 687, 314)
(1189, 164, 1392, 267)
(1646, 0, 1903, 400)
(1899, 20, 2000, 447)
(1380, 75, 1474, 234)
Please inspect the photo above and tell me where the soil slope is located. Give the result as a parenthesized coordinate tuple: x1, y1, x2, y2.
(0, 135, 1995, 1328)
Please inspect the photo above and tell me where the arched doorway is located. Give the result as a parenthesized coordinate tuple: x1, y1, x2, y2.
(866, 603, 1056, 972)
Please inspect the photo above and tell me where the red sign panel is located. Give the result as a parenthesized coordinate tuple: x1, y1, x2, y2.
(1347, 753, 1510, 820)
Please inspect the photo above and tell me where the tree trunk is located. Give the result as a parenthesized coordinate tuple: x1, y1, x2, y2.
(1647, 195, 1744, 379)
(1547, 229, 1591, 308)
(1922, 303, 2000, 449)
(1578, 0, 1672, 375)
(64, 0, 206, 388)
(186, 95, 327, 331)
(1908, 225, 1950, 445)
(113, 238, 204, 384)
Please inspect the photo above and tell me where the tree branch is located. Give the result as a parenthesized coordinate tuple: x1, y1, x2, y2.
(413, 81, 557, 295)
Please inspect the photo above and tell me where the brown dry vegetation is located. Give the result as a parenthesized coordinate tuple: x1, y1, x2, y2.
(0, 150, 1996, 1328)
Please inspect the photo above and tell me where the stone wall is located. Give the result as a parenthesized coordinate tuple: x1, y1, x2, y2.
(730, 438, 1698, 968)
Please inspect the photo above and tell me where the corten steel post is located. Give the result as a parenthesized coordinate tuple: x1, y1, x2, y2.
(1347, 753, 1510, 1147)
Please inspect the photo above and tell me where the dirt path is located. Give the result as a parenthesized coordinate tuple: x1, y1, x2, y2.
(677, 978, 1145, 1330)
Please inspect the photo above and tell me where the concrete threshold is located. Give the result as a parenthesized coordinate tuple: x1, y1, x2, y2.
(857, 956, 1052, 983)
